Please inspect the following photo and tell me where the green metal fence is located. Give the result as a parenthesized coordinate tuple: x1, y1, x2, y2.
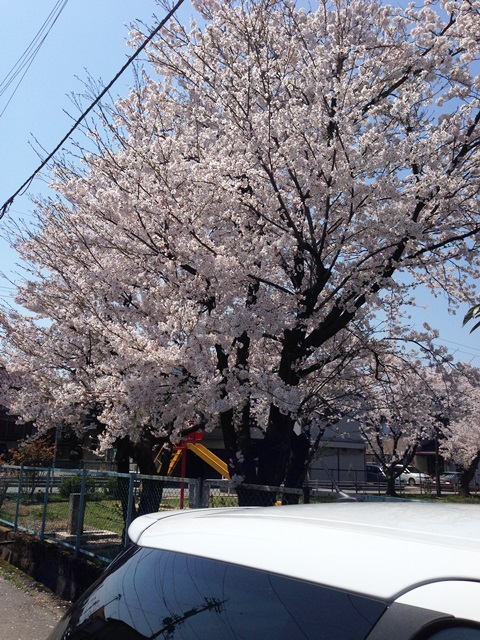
(0, 465, 205, 562)
(0, 464, 412, 564)
(0, 465, 319, 563)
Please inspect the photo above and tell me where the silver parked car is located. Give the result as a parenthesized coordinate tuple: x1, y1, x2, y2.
(394, 465, 431, 486)
(48, 502, 480, 639)
(439, 472, 480, 491)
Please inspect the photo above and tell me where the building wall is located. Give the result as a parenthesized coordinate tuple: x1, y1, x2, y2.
(308, 416, 366, 483)
(309, 447, 366, 483)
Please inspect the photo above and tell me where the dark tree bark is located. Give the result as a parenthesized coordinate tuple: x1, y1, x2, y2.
(114, 434, 165, 526)
(385, 474, 398, 498)
(457, 453, 480, 498)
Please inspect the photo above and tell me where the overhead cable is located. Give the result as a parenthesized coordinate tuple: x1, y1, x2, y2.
(0, 0, 186, 220)
(0, 0, 69, 119)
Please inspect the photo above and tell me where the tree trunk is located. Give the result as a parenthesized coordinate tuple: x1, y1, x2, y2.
(385, 475, 397, 497)
(236, 484, 276, 507)
(257, 406, 295, 487)
(458, 473, 471, 498)
(457, 454, 480, 498)
(282, 431, 310, 504)
(218, 317, 313, 506)
(132, 437, 164, 516)
(114, 435, 164, 526)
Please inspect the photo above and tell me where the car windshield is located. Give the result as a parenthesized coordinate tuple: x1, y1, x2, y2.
(52, 545, 386, 640)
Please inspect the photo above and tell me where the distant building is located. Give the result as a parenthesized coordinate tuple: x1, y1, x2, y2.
(308, 416, 367, 484)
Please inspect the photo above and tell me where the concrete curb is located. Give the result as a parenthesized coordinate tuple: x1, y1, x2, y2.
(0, 526, 104, 602)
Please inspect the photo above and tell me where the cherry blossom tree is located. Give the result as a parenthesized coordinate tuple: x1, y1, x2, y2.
(336, 350, 444, 496)
(3, 0, 480, 503)
(437, 363, 480, 497)
(343, 359, 480, 497)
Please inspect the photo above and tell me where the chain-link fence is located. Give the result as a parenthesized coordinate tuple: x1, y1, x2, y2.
(0, 465, 205, 562)
(206, 480, 317, 507)
(0, 464, 414, 564)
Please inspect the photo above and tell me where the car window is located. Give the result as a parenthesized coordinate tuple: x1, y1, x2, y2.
(52, 545, 386, 640)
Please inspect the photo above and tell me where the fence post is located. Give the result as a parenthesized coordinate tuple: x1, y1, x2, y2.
(68, 494, 83, 535)
(303, 484, 310, 504)
(13, 466, 24, 531)
(75, 469, 88, 555)
(40, 467, 52, 540)
(123, 473, 135, 546)
(189, 478, 204, 509)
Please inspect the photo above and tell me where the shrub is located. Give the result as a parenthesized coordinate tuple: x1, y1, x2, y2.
(103, 477, 122, 499)
(8, 437, 54, 467)
(59, 474, 96, 498)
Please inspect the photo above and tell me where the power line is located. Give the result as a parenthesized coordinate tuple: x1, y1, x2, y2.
(0, 0, 186, 219)
(3, 208, 37, 219)
(0, 0, 68, 95)
(434, 336, 480, 353)
(0, 0, 69, 119)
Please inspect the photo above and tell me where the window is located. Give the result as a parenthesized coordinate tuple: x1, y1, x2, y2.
(54, 545, 386, 640)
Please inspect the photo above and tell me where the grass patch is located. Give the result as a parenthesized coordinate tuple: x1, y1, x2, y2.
(1, 495, 126, 535)
(84, 501, 124, 534)
(0, 559, 28, 590)
(209, 495, 239, 508)
(408, 492, 480, 504)
(46, 498, 125, 534)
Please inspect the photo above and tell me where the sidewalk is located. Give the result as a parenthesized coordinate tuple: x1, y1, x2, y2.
(0, 562, 68, 640)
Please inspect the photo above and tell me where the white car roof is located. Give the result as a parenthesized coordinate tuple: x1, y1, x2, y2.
(128, 502, 480, 601)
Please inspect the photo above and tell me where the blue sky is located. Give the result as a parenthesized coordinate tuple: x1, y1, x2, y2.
(0, 0, 195, 301)
(1, 0, 479, 364)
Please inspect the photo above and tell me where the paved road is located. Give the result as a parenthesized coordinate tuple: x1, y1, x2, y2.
(0, 565, 68, 640)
